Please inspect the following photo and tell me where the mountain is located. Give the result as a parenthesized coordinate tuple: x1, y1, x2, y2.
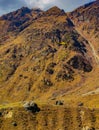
(0, 1, 99, 130)
(0, 2, 99, 106)
(0, 7, 43, 32)
(0, 6, 93, 101)
(0, 7, 43, 44)
(70, 0, 99, 60)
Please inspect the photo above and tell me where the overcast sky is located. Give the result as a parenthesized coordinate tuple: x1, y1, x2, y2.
(0, 0, 95, 16)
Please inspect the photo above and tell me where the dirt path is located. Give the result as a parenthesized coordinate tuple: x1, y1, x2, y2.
(75, 28, 99, 65)
(88, 40, 99, 64)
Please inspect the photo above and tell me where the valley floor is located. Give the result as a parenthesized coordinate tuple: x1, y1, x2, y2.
(0, 102, 99, 130)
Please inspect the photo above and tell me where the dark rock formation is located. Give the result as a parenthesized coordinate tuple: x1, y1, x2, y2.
(23, 101, 40, 113)
(68, 55, 93, 72)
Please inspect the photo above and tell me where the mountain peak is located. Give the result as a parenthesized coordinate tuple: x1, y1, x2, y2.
(1, 7, 31, 21)
(19, 6, 31, 12)
(49, 6, 61, 10)
(45, 6, 65, 16)
(32, 8, 43, 12)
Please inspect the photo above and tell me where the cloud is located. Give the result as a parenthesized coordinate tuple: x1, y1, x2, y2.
(24, 0, 95, 11)
(0, 0, 95, 16)
(24, 0, 57, 9)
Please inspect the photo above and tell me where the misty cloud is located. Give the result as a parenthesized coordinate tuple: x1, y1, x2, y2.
(24, 0, 57, 9)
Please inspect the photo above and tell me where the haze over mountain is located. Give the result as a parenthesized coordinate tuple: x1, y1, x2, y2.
(0, 0, 99, 130)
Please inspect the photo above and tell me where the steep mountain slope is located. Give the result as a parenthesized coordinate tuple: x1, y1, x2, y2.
(68, 1, 99, 108)
(70, 0, 99, 62)
(0, 2, 98, 108)
(0, 6, 93, 103)
(0, 1, 99, 130)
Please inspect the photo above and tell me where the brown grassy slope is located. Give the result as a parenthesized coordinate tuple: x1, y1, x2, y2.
(0, 105, 99, 130)
(70, 0, 99, 57)
(0, 5, 98, 108)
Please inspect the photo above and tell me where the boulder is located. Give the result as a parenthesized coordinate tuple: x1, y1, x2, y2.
(23, 101, 40, 113)
(0, 112, 2, 117)
(68, 55, 93, 72)
(78, 102, 84, 107)
(82, 126, 95, 130)
(56, 100, 63, 105)
(12, 122, 17, 126)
